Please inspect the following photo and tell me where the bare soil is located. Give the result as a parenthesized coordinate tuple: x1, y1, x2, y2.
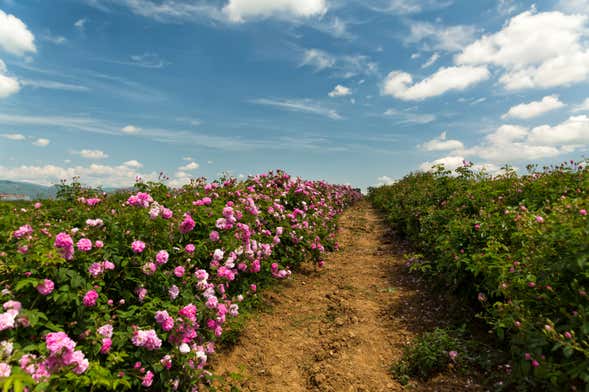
(210, 201, 483, 391)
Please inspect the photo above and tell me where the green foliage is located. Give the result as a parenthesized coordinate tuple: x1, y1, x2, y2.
(370, 159, 589, 389)
(392, 328, 463, 383)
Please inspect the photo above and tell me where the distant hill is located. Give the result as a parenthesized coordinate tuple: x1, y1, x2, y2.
(0, 180, 58, 199)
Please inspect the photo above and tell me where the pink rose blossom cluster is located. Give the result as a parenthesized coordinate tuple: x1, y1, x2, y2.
(0, 301, 21, 331)
(127, 192, 154, 208)
(131, 329, 162, 350)
(132, 240, 146, 253)
(54, 232, 74, 260)
(85, 198, 102, 206)
(76, 238, 93, 252)
(43, 332, 89, 375)
(88, 260, 115, 277)
(13, 224, 33, 239)
(179, 213, 196, 234)
(82, 290, 99, 307)
(36, 279, 55, 295)
(86, 218, 104, 227)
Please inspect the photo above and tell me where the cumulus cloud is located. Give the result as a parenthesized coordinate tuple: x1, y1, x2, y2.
(223, 0, 327, 22)
(0, 9, 36, 56)
(0, 163, 160, 188)
(32, 138, 50, 147)
(419, 155, 467, 171)
(382, 66, 489, 101)
(123, 160, 143, 168)
(328, 85, 351, 97)
(419, 131, 464, 151)
(376, 175, 396, 186)
(419, 156, 500, 173)
(502, 95, 565, 119)
(420, 115, 589, 171)
(178, 161, 199, 171)
(74, 149, 109, 159)
(456, 9, 589, 90)
(0, 60, 20, 99)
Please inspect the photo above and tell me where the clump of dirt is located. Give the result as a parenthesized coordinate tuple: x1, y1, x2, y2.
(209, 201, 482, 391)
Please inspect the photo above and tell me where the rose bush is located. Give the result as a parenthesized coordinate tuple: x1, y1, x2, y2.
(369, 160, 589, 389)
(0, 170, 361, 390)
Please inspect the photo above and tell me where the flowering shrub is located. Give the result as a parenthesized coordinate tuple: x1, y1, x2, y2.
(0, 170, 361, 390)
(369, 160, 589, 388)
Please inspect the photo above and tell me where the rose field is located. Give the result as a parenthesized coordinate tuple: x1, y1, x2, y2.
(369, 160, 589, 390)
(0, 171, 361, 390)
(1, 161, 589, 391)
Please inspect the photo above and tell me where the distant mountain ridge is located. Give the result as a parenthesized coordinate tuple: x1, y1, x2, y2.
(0, 180, 58, 199)
(0, 180, 131, 200)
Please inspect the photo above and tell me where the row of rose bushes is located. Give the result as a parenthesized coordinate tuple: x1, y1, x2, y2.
(0, 170, 361, 391)
(369, 161, 589, 389)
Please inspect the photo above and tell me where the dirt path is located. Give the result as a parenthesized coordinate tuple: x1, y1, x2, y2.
(212, 201, 480, 391)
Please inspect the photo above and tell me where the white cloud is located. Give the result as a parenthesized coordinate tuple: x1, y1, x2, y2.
(366, 0, 453, 15)
(456, 10, 589, 90)
(419, 155, 500, 173)
(223, 0, 327, 22)
(20, 79, 90, 92)
(313, 17, 351, 39)
(0, 163, 160, 188)
(75, 149, 109, 159)
(419, 155, 466, 171)
(179, 161, 199, 171)
(502, 95, 565, 119)
(407, 22, 478, 53)
(1, 133, 25, 140)
(123, 159, 143, 168)
(74, 18, 87, 30)
(0, 9, 36, 56)
(556, 0, 589, 13)
(421, 53, 439, 68)
(301, 49, 335, 71)
(43, 33, 67, 45)
(182, 156, 193, 161)
(32, 138, 50, 147)
(382, 66, 489, 101)
(300, 49, 378, 77)
(121, 125, 140, 134)
(419, 131, 464, 151)
(328, 84, 351, 97)
(528, 115, 589, 146)
(376, 175, 396, 186)
(251, 98, 342, 119)
(498, 0, 518, 15)
(572, 98, 589, 112)
(0, 60, 20, 98)
(462, 117, 589, 163)
(383, 108, 436, 124)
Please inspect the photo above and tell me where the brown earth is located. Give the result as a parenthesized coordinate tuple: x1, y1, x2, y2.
(210, 200, 483, 392)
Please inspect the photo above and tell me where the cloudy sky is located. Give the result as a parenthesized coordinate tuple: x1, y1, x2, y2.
(1, 0, 589, 189)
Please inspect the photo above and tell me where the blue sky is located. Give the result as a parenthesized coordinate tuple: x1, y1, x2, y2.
(1, 0, 589, 190)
